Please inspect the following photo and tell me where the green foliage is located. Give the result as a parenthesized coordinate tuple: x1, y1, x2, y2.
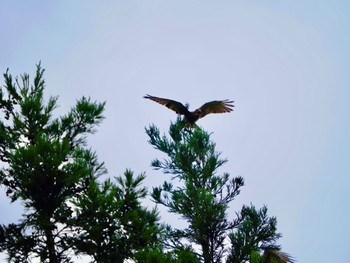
(227, 204, 282, 263)
(134, 246, 176, 263)
(0, 63, 293, 263)
(0, 63, 106, 262)
(250, 251, 264, 263)
(70, 170, 160, 263)
(0, 63, 162, 263)
(134, 245, 200, 263)
(146, 121, 294, 263)
(0, 223, 36, 262)
(146, 122, 245, 263)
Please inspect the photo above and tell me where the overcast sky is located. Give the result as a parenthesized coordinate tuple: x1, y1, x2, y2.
(1, 1, 350, 262)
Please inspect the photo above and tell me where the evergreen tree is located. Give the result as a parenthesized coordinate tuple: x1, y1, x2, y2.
(0, 64, 105, 262)
(145, 121, 294, 263)
(70, 169, 161, 263)
(0, 63, 294, 262)
(227, 205, 294, 262)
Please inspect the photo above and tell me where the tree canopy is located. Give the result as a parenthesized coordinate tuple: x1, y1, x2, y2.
(0, 64, 160, 262)
(145, 122, 294, 263)
(0, 64, 294, 262)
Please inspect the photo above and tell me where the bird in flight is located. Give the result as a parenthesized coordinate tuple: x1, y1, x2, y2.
(144, 94, 234, 127)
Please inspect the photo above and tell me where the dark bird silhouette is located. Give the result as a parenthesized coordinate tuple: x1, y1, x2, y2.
(144, 94, 234, 127)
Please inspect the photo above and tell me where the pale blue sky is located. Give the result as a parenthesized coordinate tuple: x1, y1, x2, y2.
(1, 1, 350, 262)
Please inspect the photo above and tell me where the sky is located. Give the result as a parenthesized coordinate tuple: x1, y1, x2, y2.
(1, 1, 350, 262)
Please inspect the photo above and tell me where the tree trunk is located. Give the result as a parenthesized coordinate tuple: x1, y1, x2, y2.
(44, 218, 58, 263)
(201, 242, 212, 263)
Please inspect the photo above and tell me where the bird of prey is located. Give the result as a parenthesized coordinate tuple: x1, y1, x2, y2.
(144, 94, 234, 127)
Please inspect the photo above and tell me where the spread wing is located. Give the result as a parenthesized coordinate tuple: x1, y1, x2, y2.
(197, 99, 234, 118)
(144, 94, 190, 115)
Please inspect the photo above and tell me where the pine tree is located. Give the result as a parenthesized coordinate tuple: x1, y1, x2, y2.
(145, 121, 294, 263)
(227, 205, 294, 262)
(0, 63, 294, 262)
(70, 169, 161, 263)
(0, 63, 105, 262)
